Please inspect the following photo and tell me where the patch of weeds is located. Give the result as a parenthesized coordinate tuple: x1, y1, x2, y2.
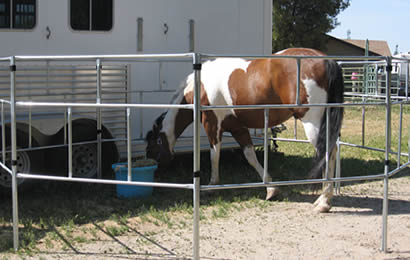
(20, 219, 38, 253)
(149, 206, 174, 229)
(135, 237, 150, 246)
(139, 214, 151, 224)
(88, 227, 98, 241)
(199, 213, 207, 222)
(44, 237, 54, 249)
(106, 225, 128, 237)
(73, 235, 88, 244)
(48, 230, 59, 242)
(0, 236, 13, 253)
(61, 219, 75, 240)
(211, 207, 228, 219)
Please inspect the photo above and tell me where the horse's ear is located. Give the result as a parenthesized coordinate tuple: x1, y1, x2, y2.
(152, 120, 161, 135)
(153, 112, 167, 132)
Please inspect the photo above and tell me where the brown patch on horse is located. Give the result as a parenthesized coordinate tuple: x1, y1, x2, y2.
(180, 83, 220, 146)
(221, 115, 253, 148)
(272, 48, 329, 119)
(227, 59, 294, 128)
(202, 111, 220, 146)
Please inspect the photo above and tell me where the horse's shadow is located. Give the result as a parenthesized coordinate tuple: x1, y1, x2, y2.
(285, 192, 410, 216)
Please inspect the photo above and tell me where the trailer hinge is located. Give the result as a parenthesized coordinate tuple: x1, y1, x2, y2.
(193, 63, 202, 71)
(10, 65, 16, 72)
(193, 171, 201, 178)
(384, 160, 390, 166)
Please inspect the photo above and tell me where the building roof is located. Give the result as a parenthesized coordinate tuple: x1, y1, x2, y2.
(342, 39, 391, 56)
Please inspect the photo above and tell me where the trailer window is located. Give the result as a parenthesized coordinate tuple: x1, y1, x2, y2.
(0, 0, 36, 29)
(70, 0, 112, 31)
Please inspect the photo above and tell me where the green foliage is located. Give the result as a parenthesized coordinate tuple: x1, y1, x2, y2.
(272, 0, 350, 52)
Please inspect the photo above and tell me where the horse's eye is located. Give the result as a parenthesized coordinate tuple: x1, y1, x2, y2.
(157, 137, 162, 145)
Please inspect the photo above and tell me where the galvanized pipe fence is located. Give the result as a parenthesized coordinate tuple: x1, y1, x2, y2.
(1, 53, 409, 259)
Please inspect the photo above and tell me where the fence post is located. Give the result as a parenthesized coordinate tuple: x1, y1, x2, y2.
(263, 108, 269, 182)
(397, 104, 403, 168)
(96, 59, 102, 179)
(192, 53, 201, 260)
(325, 107, 330, 179)
(335, 136, 341, 194)
(68, 107, 73, 178)
(295, 58, 301, 105)
(127, 108, 132, 181)
(10, 56, 19, 251)
(381, 56, 392, 252)
(1, 101, 5, 165)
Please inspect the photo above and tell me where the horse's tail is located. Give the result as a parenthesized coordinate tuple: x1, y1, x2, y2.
(308, 60, 344, 179)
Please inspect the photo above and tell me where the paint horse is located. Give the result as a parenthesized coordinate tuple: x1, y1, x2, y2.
(146, 48, 344, 213)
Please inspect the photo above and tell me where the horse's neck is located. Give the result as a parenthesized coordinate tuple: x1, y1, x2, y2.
(163, 89, 194, 149)
(162, 108, 193, 149)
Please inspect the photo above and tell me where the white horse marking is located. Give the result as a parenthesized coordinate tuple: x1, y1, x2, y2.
(301, 78, 327, 147)
(210, 143, 221, 185)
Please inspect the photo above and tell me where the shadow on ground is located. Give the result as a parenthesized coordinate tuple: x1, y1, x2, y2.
(0, 149, 409, 254)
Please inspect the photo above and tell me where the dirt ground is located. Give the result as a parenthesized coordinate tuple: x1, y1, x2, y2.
(3, 173, 410, 260)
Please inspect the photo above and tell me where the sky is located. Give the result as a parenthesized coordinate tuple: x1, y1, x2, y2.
(329, 0, 410, 54)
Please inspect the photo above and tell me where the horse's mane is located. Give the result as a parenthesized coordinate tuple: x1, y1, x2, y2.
(170, 72, 194, 104)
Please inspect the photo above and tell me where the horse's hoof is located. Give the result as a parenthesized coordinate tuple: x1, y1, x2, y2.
(266, 187, 280, 200)
(313, 203, 332, 213)
(313, 194, 332, 212)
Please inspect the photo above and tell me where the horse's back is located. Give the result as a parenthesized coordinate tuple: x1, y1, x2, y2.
(181, 48, 336, 128)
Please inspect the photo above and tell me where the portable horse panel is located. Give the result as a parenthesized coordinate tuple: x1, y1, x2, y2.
(3, 53, 409, 259)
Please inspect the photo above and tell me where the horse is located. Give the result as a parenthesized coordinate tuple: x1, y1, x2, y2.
(145, 48, 344, 213)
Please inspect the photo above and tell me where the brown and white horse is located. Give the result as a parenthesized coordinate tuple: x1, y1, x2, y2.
(146, 48, 344, 212)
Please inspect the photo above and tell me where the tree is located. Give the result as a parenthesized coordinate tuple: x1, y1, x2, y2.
(272, 0, 350, 52)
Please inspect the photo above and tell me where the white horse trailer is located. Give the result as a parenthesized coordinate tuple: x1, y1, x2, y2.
(0, 0, 272, 189)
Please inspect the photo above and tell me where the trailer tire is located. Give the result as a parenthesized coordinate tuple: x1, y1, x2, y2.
(51, 118, 119, 179)
(0, 124, 46, 190)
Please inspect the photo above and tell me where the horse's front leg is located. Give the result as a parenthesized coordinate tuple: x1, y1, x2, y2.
(242, 145, 279, 200)
(202, 111, 223, 186)
(313, 146, 337, 213)
(229, 124, 279, 200)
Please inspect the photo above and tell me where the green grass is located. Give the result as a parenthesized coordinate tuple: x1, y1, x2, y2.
(0, 103, 409, 255)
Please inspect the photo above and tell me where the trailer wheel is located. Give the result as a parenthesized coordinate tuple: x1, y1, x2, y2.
(0, 124, 46, 190)
(0, 146, 31, 189)
(72, 143, 98, 178)
(52, 118, 119, 179)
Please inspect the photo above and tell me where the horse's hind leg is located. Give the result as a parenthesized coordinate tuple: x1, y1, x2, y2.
(229, 126, 279, 200)
(313, 146, 337, 213)
(209, 142, 221, 185)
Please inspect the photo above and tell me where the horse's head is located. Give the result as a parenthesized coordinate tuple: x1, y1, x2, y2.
(145, 112, 174, 165)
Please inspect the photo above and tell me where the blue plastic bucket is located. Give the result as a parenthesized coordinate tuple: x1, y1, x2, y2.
(112, 162, 157, 198)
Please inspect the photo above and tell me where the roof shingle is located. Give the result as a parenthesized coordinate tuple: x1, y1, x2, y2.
(343, 39, 391, 56)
